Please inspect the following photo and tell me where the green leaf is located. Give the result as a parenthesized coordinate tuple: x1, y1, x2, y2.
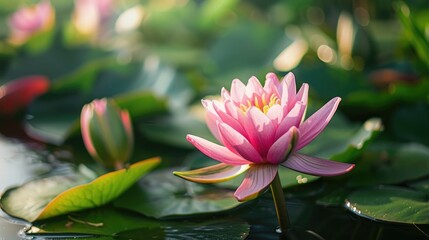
(138, 111, 215, 148)
(205, 22, 287, 90)
(114, 169, 244, 219)
(396, 2, 429, 68)
(347, 143, 429, 187)
(115, 92, 168, 119)
(345, 186, 429, 224)
(300, 117, 382, 163)
(409, 178, 429, 195)
(200, 0, 240, 28)
(391, 103, 429, 146)
(26, 206, 249, 239)
(1, 158, 160, 222)
(316, 188, 350, 207)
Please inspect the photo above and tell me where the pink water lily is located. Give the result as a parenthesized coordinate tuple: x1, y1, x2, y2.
(8, 0, 54, 45)
(175, 72, 354, 202)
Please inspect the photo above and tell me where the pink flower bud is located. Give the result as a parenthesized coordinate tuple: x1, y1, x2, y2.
(81, 98, 134, 170)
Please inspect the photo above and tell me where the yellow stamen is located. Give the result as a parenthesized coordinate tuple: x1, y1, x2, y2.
(263, 105, 270, 114)
(239, 93, 280, 114)
(261, 93, 267, 106)
(254, 96, 260, 109)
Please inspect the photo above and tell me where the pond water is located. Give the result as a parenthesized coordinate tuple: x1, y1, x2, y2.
(0, 137, 48, 240)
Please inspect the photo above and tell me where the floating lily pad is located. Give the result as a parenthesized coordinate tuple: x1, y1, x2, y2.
(1, 158, 160, 222)
(316, 188, 350, 207)
(114, 169, 244, 219)
(138, 111, 215, 148)
(391, 103, 429, 146)
(300, 117, 382, 163)
(347, 143, 429, 187)
(345, 186, 429, 224)
(409, 178, 429, 195)
(26, 206, 249, 239)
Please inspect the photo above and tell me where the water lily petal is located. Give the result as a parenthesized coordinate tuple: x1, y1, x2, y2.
(224, 99, 239, 120)
(234, 164, 278, 201)
(294, 83, 308, 108)
(187, 135, 252, 165)
(174, 163, 250, 183)
(280, 73, 296, 106)
(230, 79, 246, 102)
(201, 100, 222, 142)
(246, 107, 275, 155)
(276, 101, 305, 139)
(245, 76, 264, 99)
(218, 122, 263, 163)
(281, 153, 355, 176)
(264, 73, 281, 95)
(266, 104, 283, 126)
(81, 104, 97, 157)
(213, 100, 247, 137)
(265, 72, 281, 87)
(267, 127, 298, 164)
(296, 97, 341, 150)
(221, 87, 231, 101)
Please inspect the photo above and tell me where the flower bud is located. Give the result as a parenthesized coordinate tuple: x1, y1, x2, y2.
(81, 98, 133, 170)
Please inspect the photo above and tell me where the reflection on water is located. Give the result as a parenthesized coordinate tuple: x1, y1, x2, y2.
(0, 217, 24, 240)
(0, 136, 50, 240)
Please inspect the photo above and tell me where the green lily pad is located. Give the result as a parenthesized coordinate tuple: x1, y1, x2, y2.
(138, 111, 215, 148)
(300, 117, 382, 163)
(409, 178, 429, 195)
(1, 158, 160, 222)
(347, 143, 429, 187)
(316, 188, 350, 207)
(391, 103, 429, 146)
(26, 206, 249, 239)
(345, 186, 429, 224)
(113, 169, 244, 219)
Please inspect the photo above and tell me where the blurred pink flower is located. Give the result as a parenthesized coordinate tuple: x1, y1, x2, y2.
(81, 98, 133, 170)
(175, 72, 354, 201)
(0, 76, 50, 116)
(8, 0, 54, 45)
(72, 0, 113, 39)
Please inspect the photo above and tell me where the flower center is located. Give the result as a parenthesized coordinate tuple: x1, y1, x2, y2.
(239, 93, 280, 114)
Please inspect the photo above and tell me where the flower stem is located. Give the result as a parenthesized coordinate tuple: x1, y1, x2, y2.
(270, 172, 290, 235)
